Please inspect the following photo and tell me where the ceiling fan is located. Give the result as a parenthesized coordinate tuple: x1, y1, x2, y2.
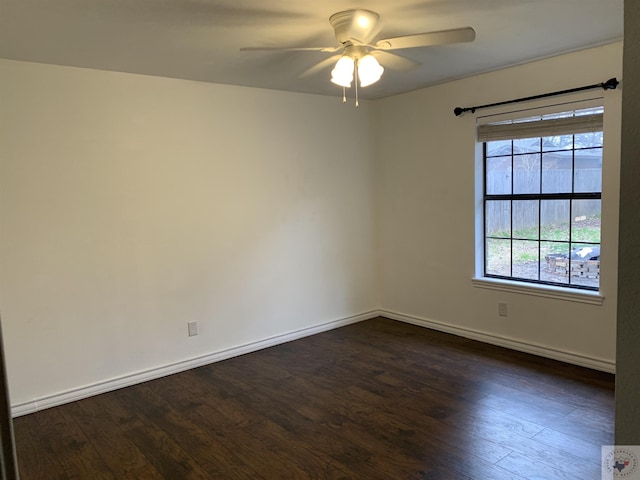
(241, 9, 475, 103)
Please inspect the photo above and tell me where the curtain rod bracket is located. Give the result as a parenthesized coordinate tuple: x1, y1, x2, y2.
(453, 77, 619, 117)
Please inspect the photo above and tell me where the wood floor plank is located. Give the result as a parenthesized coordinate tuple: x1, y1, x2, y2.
(147, 372, 357, 479)
(454, 415, 600, 479)
(496, 450, 585, 480)
(474, 394, 570, 429)
(197, 353, 461, 479)
(14, 411, 67, 479)
(124, 383, 268, 479)
(11, 317, 614, 480)
(553, 406, 614, 446)
(193, 363, 432, 479)
(323, 319, 612, 414)
(16, 405, 116, 480)
(211, 347, 518, 479)
(99, 389, 211, 479)
(46, 408, 117, 480)
(531, 428, 604, 463)
(68, 395, 170, 479)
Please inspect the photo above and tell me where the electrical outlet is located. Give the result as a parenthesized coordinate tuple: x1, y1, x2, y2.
(498, 303, 508, 317)
(188, 321, 199, 337)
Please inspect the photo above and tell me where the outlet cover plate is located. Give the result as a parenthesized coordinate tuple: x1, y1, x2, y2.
(188, 321, 199, 336)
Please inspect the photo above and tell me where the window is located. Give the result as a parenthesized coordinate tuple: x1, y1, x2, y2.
(480, 107, 603, 291)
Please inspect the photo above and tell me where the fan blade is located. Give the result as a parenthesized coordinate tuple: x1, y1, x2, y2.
(241, 46, 340, 53)
(375, 27, 476, 50)
(299, 54, 343, 78)
(371, 51, 420, 71)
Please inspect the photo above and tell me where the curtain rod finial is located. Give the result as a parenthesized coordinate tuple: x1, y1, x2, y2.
(454, 107, 464, 116)
(603, 78, 619, 90)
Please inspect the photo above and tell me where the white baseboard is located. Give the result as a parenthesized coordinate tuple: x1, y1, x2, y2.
(380, 309, 616, 374)
(13, 308, 613, 417)
(11, 310, 379, 417)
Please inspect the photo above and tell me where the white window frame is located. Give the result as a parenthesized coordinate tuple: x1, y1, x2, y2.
(472, 96, 609, 305)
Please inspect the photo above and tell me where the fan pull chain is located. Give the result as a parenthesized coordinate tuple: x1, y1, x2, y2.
(342, 87, 346, 103)
(354, 60, 359, 107)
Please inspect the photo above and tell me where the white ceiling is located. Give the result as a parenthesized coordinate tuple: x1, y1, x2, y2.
(0, 0, 623, 99)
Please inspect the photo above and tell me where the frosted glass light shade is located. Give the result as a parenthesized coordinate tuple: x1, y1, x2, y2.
(358, 54, 384, 87)
(331, 56, 355, 87)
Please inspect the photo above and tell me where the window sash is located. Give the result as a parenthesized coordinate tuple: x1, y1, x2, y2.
(482, 136, 602, 291)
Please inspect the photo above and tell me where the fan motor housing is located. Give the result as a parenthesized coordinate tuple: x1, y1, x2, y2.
(329, 9, 380, 44)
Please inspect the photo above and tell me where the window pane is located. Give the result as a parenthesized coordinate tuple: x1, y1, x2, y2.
(513, 137, 540, 154)
(569, 243, 600, 289)
(574, 148, 602, 193)
(486, 238, 511, 276)
(485, 200, 511, 238)
(542, 152, 572, 193)
(513, 154, 541, 194)
(513, 200, 538, 239)
(486, 156, 512, 194)
(512, 240, 539, 280)
(575, 131, 603, 148)
(572, 200, 601, 244)
(486, 140, 512, 157)
(541, 200, 570, 241)
(542, 135, 573, 152)
(541, 241, 570, 285)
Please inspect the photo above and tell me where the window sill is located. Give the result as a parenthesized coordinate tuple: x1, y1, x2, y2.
(471, 277, 604, 305)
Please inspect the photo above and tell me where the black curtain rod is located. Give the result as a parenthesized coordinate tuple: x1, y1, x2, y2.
(453, 77, 619, 117)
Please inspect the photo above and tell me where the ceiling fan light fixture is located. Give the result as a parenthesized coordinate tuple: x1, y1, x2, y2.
(357, 54, 384, 87)
(243, 9, 477, 98)
(243, 9, 477, 100)
(330, 55, 355, 87)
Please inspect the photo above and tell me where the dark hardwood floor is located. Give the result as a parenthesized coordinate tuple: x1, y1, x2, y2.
(12, 317, 614, 479)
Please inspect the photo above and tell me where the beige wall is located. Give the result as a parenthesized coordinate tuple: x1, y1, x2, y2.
(0, 42, 624, 413)
(375, 43, 622, 369)
(0, 60, 378, 411)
